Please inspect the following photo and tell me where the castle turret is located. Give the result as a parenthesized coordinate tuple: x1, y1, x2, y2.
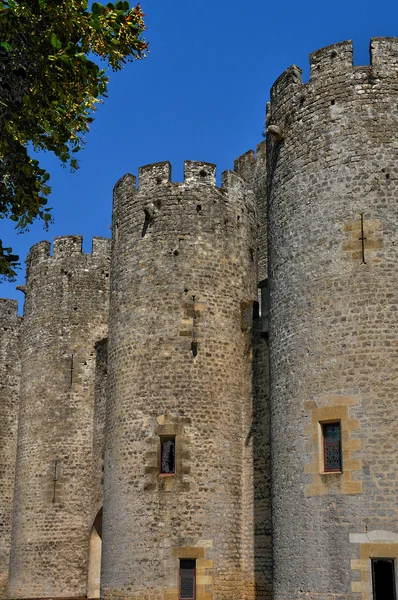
(8, 237, 110, 598)
(0, 299, 21, 599)
(267, 38, 398, 598)
(102, 161, 259, 599)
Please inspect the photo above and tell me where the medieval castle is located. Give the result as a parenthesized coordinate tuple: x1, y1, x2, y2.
(1, 37, 398, 600)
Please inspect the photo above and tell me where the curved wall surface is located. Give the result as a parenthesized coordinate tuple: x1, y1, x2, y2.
(267, 38, 398, 599)
(0, 300, 21, 598)
(8, 237, 110, 598)
(103, 162, 258, 600)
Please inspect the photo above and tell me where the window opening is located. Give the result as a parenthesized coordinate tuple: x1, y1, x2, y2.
(322, 422, 342, 472)
(160, 436, 176, 475)
(180, 559, 196, 600)
(372, 559, 396, 600)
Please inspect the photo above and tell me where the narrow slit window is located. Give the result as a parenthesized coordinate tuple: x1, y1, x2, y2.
(322, 422, 342, 472)
(160, 436, 176, 475)
(372, 559, 397, 600)
(180, 559, 196, 600)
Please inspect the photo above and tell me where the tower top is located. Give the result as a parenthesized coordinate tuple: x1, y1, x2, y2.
(269, 37, 398, 114)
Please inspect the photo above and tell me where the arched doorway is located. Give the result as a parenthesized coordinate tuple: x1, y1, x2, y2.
(87, 508, 102, 599)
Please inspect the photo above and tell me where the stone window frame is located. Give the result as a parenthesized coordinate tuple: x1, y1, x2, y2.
(304, 395, 362, 497)
(163, 544, 213, 600)
(350, 531, 398, 599)
(143, 414, 191, 493)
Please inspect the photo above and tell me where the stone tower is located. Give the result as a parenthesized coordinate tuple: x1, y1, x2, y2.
(8, 237, 110, 598)
(267, 38, 398, 599)
(102, 161, 259, 600)
(0, 300, 21, 599)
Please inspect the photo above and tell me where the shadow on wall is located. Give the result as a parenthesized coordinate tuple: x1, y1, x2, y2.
(252, 317, 272, 599)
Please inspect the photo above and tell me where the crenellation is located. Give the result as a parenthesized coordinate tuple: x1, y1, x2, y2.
(269, 65, 302, 113)
(309, 40, 353, 81)
(53, 234, 83, 256)
(370, 36, 398, 74)
(269, 37, 398, 123)
(112, 173, 136, 221)
(183, 160, 216, 186)
(138, 161, 171, 189)
(221, 168, 245, 192)
(233, 150, 256, 183)
(26, 240, 51, 271)
(92, 237, 112, 259)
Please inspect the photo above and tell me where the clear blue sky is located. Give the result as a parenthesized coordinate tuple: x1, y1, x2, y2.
(2, 0, 398, 304)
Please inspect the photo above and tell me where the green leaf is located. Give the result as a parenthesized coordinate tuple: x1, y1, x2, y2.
(91, 2, 102, 15)
(50, 33, 62, 49)
(0, 0, 147, 280)
(0, 41, 12, 52)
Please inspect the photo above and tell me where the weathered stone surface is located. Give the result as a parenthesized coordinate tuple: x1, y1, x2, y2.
(2, 35, 398, 600)
(267, 37, 398, 599)
(7, 237, 110, 598)
(0, 300, 21, 599)
(103, 161, 264, 600)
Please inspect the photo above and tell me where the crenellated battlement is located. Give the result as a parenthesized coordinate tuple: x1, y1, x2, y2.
(268, 37, 398, 124)
(112, 159, 256, 245)
(114, 160, 231, 196)
(26, 236, 111, 272)
(137, 160, 217, 189)
(0, 298, 19, 321)
(234, 141, 266, 184)
(309, 40, 353, 81)
(138, 161, 171, 189)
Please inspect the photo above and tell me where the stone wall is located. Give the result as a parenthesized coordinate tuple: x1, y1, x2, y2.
(8, 237, 110, 599)
(234, 141, 267, 283)
(102, 161, 260, 600)
(267, 37, 398, 599)
(0, 299, 21, 599)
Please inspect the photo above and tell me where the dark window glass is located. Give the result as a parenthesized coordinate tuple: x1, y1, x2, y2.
(372, 559, 396, 600)
(322, 422, 342, 472)
(180, 559, 196, 600)
(160, 437, 175, 474)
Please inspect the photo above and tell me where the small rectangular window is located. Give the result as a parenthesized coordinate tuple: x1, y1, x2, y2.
(372, 559, 397, 600)
(322, 422, 342, 472)
(180, 559, 196, 600)
(160, 436, 176, 475)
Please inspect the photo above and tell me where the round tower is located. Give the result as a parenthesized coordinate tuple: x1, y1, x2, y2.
(103, 161, 258, 600)
(267, 38, 398, 598)
(8, 236, 110, 598)
(0, 299, 21, 599)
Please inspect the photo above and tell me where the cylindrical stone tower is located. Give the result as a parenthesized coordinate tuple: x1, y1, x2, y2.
(8, 236, 110, 598)
(0, 299, 21, 599)
(267, 38, 398, 598)
(103, 161, 258, 600)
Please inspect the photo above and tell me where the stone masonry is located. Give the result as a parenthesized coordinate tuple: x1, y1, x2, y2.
(0, 37, 397, 600)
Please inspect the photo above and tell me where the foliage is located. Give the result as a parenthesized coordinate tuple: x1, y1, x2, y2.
(0, 0, 147, 280)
